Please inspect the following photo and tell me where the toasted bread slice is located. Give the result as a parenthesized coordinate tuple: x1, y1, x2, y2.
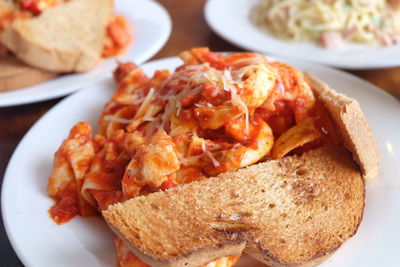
(308, 74, 380, 181)
(103, 145, 365, 267)
(0, 54, 57, 92)
(0, 0, 113, 73)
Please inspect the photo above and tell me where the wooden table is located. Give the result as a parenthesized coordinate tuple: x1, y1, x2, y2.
(0, 0, 399, 265)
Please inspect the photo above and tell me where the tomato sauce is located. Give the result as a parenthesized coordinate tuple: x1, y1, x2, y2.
(113, 62, 137, 83)
(160, 178, 178, 191)
(48, 49, 340, 229)
(103, 16, 131, 57)
(309, 98, 341, 145)
(90, 189, 125, 211)
(49, 182, 80, 225)
(201, 84, 230, 106)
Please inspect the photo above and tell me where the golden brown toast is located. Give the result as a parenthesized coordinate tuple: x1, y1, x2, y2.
(103, 145, 365, 267)
(308, 75, 379, 181)
(1, 0, 113, 73)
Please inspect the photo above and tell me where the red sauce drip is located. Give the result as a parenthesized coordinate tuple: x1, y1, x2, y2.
(48, 183, 80, 225)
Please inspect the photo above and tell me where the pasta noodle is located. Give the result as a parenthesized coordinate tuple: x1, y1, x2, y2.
(251, 0, 400, 49)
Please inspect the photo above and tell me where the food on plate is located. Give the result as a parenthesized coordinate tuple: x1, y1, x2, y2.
(0, 54, 57, 92)
(103, 145, 364, 267)
(47, 48, 379, 266)
(2, 0, 113, 72)
(0, 0, 131, 90)
(251, 0, 400, 49)
(103, 15, 131, 57)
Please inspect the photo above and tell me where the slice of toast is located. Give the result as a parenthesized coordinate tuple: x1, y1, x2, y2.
(0, 54, 57, 92)
(0, 0, 113, 73)
(308, 74, 380, 181)
(103, 145, 365, 267)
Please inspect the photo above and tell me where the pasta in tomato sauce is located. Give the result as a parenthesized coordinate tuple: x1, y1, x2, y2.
(47, 47, 339, 266)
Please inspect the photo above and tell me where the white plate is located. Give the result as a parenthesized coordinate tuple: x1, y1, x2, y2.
(205, 0, 400, 69)
(0, 0, 171, 107)
(2, 56, 400, 267)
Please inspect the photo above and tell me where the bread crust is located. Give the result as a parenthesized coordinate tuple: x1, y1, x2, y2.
(103, 145, 365, 267)
(307, 74, 380, 181)
(2, 25, 82, 72)
(0, 54, 57, 92)
(110, 227, 246, 267)
(244, 246, 336, 267)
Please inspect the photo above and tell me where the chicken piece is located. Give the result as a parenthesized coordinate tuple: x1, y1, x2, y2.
(136, 130, 180, 188)
(201, 145, 246, 176)
(190, 115, 273, 176)
(121, 158, 141, 198)
(239, 63, 277, 109)
(240, 119, 274, 167)
(263, 62, 315, 123)
(194, 105, 242, 130)
(169, 113, 198, 137)
(225, 115, 259, 143)
(122, 131, 145, 155)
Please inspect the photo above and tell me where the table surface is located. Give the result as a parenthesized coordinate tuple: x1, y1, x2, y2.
(1, 0, 399, 265)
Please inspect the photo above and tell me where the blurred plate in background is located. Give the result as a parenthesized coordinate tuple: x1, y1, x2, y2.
(205, 0, 400, 70)
(0, 0, 171, 107)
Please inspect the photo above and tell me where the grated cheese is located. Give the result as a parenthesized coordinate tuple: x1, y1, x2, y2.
(134, 88, 155, 119)
(132, 59, 270, 139)
(145, 117, 161, 139)
(194, 103, 214, 108)
(142, 103, 160, 123)
(201, 139, 220, 167)
(221, 75, 249, 135)
(132, 98, 145, 105)
(143, 117, 157, 122)
(103, 115, 131, 124)
(211, 86, 219, 97)
(179, 154, 203, 165)
(237, 64, 258, 80)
